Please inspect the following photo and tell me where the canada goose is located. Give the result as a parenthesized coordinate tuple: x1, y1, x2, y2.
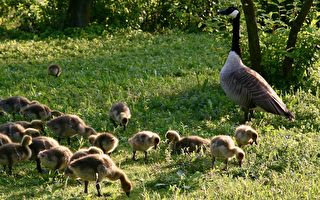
(14, 120, 45, 133)
(38, 145, 73, 171)
(0, 133, 12, 146)
(46, 114, 97, 145)
(88, 132, 119, 155)
(21, 103, 63, 120)
(29, 136, 60, 173)
(0, 123, 39, 142)
(109, 102, 131, 130)
(0, 135, 32, 175)
(0, 96, 32, 114)
(218, 7, 294, 122)
(48, 64, 62, 77)
(165, 130, 210, 154)
(210, 135, 245, 170)
(70, 146, 103, 162)
(235, 125, 258, 147)
(65, 154, 132, 197)
(128, 131, 160, 160)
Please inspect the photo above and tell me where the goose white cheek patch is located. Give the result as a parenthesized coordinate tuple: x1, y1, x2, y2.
(229, 10, 239, 18)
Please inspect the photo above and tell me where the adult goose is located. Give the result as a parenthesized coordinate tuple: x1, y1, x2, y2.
(218, 7, 294, 121)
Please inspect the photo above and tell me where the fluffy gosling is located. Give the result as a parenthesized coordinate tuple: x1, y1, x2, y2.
(88, 132, 119, 155)
(235, 125, 258, 147)
(0, 133, 12, 146)
(0, 96, 32, 114)
(109, 102, 131, 130)
(0, 135, 32, 175)
(210, 135, 245, 170)
(165, 130, 210, 154)
(48, 64, 62, 77)
(46, 114, 97, 145)
(128, 131, 160, 161)
(29, 136, 60, 173)
(0, 123, 40, 142)
(21, 103, 63, 120)
(38, 145, 73, 171)
(65, 154, 132, 197)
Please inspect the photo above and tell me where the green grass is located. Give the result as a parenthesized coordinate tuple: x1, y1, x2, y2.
(0, 30, 320, 199)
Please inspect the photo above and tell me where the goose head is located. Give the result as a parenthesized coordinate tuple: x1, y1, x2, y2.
(218, 6, 239, 18)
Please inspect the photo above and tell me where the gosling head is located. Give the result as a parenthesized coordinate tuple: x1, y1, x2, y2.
(84, 127, 97, 137)
(24, 128, 41, 137)
(30, 120, 45, 132)
(153, 136, 160, 149)
(88, 134, 98, 145)
(235, 147, 245, 167)
(87, 146, 103, 155)
(165, 130, 180, 144)
(21, 135, 33, 146)
(250, 131, 258, 145)
(120, 112, 129, 127)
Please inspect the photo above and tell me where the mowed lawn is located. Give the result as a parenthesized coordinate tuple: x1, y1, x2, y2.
(0, 30, 319, 199)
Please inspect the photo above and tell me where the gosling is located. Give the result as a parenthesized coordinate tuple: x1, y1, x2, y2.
(70, 146, 103, 162)
(0, 135, 32, 175)
(0, 123, 40, 142)
(109, 102, 131, 130)
(0, 96, 32, 114)
(165, 130, 210, 154)
(0, 133, 12, 146)
(38, 145, 73, 171)
(65, 154, 132, 197)
(46, 114, 97, 145)
(20, 103, 63, 120)
(48, 64, 62, 77)
(15, 120, 44, 133)
(29, 136, 60, 173)
(234, 125, 258, 147)
(210, 135, 245, 170)
(128, 131, 160, 161)
(88, 132, 119, 155)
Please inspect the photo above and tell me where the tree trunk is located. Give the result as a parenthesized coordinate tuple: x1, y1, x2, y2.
(282, 0, 314, 78)
(240, 0, 262, 73)
(68, 0, 93, 27)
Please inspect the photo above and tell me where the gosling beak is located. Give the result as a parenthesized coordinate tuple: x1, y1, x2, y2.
(126, 191, 130, 197)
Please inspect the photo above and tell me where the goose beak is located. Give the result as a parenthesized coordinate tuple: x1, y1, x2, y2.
(217, 9, 228, 15)
(154, 145, 158, 149)
(254, 140, 258, 145)
(126, 191, 130, 197)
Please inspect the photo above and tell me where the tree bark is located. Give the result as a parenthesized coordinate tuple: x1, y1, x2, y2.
(240, 0, 262, 73)
(282, 0, 314, 78)
(68, 0, 93, 27)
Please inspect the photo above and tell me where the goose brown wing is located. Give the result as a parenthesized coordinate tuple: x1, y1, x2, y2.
(232, 67, 291, 117)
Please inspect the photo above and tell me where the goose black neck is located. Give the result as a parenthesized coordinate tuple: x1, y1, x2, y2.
(231, 14, 241, 58)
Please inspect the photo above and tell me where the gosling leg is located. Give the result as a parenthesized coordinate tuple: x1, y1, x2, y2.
(132, 151, 137, 161)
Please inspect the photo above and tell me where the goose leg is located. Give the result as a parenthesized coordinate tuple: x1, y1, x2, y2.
(144, 151, 148, 161)
(84, 180, 89, 193)
(96, 181, 102, 197)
